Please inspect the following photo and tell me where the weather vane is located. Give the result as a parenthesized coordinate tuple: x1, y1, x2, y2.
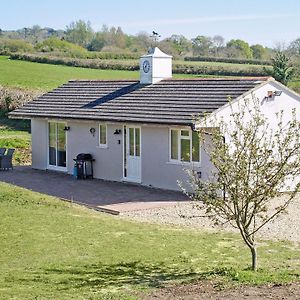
(150, 31, 161, 47)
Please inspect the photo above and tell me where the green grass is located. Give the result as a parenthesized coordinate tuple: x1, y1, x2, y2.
(0, 127, 31, 164)
(0, 182, 299, 299)
(0, 56, 139, 90)
(0, 56, 195, 91)
(289, 77, 300, 94)
(1, 55, 300, 93)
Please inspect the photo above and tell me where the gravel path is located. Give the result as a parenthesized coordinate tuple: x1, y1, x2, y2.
(121, 195, 300, 243)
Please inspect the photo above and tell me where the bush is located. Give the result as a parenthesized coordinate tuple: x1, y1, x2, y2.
(35, 37, 88, 58)
(184, 56, 271, 66)
(10, 53, 140, 71)
(35, 38, 139, 60)
(0, 85, 41, 114)
(173, 61, 270, 76)
(10, 53, 270, 76)
(0, 39, 34, 53)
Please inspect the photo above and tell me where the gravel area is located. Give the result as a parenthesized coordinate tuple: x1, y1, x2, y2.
(121, 195, 300, 243)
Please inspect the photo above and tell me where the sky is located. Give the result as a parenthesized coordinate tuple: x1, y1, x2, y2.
(1, 0, 300, 47)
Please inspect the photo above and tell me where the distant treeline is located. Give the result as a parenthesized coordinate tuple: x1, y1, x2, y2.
(1, 20, 296, 60)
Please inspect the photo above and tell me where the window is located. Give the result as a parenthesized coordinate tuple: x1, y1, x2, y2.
(99, 124, 107, 146)
(170, 129, 200, 163)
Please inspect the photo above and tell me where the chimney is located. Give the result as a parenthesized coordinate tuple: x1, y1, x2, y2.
(140, 47, 172, 84)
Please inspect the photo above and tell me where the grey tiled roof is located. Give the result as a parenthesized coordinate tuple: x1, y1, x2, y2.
(10, 78, 268, 125)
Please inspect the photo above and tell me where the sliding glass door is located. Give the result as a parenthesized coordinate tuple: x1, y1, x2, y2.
(48, 122, 67, 170)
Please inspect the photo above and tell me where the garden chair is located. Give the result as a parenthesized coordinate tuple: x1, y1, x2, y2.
(0, 148, 15, 170)
(0, 148, 6, 156)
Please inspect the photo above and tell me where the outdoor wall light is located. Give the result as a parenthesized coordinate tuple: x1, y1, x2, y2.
(90, 127, 96, 136)
(267, 90, 282, 98)
(63, 126, 70, 131)
(274, 90, 282, 96)
(114, 129, 122, 135)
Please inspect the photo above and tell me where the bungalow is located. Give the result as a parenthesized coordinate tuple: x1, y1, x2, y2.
(10, 47, 300, 191)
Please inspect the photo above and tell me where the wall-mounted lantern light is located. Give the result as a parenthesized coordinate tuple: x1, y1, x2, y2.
(114, 129, 122, 135)
(274, 90, 282, 96)
(267, 90, 282, 98)
(90, 127, 96, 137)
(64, 126, 70, 131)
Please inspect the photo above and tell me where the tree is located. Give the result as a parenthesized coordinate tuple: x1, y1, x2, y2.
(288, 38, 300, 56)
(167, 34, 192, 56)
(267, 51, 294, 85)
(250, 44, 267, 60)
(227, 39, 253, 59)
(87, 32, 105, 51)
(212, 35, 225, 56)
(65, 20, 94, 47)
(192, 35, 213, 56)
(183, 99, 300, 271)
(212, 35, 224, 48)
(134, 31, 153, 52)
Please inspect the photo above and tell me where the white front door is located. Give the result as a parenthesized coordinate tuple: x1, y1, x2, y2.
(124, 126, 141, 182)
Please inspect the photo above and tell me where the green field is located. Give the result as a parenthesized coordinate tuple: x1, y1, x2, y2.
(0, 182, 299, 299)
(0, 56, 139, 90)
(1, 55, 299, 93)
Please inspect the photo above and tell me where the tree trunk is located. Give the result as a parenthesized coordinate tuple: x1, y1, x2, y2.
(250, 246, 257, 271)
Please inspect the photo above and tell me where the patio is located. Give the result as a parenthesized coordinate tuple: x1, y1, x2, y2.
(0, 166, 189, 214)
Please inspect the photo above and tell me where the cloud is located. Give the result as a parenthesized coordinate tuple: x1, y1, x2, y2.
(119, 13, 294, 28)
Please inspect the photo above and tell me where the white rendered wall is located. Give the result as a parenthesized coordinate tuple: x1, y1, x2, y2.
(31, 119, 48, 170)
(200, 81, 300, 191)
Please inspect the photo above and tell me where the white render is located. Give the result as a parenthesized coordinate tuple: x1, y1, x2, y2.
(139, 47, 172, 84)
(30, 120, 202, 191)
(196, 78, 300, 191)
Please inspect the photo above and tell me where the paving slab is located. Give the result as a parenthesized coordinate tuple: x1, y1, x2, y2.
(0, 166, 189, 213)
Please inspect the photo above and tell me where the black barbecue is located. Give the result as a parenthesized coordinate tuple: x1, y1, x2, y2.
(73, 153, 94, 179)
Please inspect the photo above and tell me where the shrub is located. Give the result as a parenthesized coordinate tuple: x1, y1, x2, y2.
(10, 53, 140, 71)
(0, 85, 41, 113)
(0, 39, 34, 53)
(184, 56, 271, 66)
(173, 61, 270, 76)
(35, 37, 88, 58)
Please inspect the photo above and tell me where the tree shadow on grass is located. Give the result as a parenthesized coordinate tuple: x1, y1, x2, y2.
(13, 261, 206, 291)
(44, 261, 199, 289)
(13, 261, 254, 292)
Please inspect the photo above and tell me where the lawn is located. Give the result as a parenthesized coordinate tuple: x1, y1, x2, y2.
(0, 182, 299, 299)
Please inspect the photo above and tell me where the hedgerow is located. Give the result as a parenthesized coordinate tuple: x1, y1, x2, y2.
(10, 53, 270, 76)
(184, 56, 271, 66)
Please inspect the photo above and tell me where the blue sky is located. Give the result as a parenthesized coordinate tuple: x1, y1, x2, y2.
(1, 0, 300, 46)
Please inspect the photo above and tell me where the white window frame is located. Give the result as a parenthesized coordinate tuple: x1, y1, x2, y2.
(98, 123, 107, 148)
(169, 128, 201, 165)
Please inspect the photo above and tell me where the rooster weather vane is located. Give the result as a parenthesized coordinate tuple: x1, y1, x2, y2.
(150, 31, 161, 47)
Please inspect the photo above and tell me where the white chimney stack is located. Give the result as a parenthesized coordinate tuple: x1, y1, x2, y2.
(140, 47, 172, 84)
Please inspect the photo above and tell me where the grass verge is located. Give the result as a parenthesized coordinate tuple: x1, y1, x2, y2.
(0, 182, 299, 299)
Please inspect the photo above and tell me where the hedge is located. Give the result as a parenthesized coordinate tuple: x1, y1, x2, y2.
(184, 56, 271, 66)
(10, 53, 140, 71)
(37, 50, 139, 60)
(10, 53, 270, 76)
